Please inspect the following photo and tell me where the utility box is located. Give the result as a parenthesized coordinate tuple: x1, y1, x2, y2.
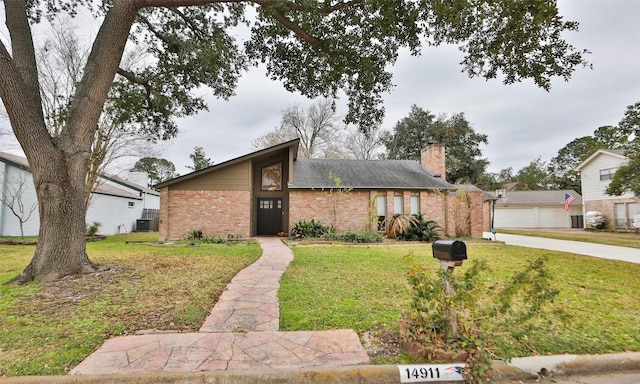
(136, 219, 152, 232)
(432, 240, 467, 262)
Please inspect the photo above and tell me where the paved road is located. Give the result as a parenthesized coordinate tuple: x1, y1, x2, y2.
(532, 371, 640, 384)
(483, 232, 640, 264)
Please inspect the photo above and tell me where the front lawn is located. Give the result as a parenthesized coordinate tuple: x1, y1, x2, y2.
(498, 229, 640, 249)
(0, 233, 261, 376)
(279, 243, 640, 362)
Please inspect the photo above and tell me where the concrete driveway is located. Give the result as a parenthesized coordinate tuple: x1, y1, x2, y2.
(483, 232, 640, 264)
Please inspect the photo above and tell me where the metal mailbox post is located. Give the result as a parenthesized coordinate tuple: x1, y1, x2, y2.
(431, 239, 468, 338)
(432, 239, 467, 268)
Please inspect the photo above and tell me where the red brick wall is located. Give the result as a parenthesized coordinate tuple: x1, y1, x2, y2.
(159, 188, 251, 240)
(483, 200, 493, 232)
(419, 191, 447, 227)
(160, 185, 487, 240)
(444, 190, 484, 238)
(289, 190, 373, 232)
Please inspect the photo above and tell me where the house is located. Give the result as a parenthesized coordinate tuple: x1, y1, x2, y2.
(0, 152, 160, 236)
(492, 190, 583, 228)
(156, 139, 486, 240)
(576, 149, 639, 230)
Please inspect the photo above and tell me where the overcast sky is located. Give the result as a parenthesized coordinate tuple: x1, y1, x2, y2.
(2, 0, 639, 175)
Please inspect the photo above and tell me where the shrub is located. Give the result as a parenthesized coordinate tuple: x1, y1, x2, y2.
(86, 221, 101, 236)
(290, 219, 332, 239)
(200, 236, 227, 244)
(187, 229, 203, 240)
(403, 254, 559, 383)
(397, 214, 444, 242)
(338, 231, 383, 243)
(387, 214, 417, 239)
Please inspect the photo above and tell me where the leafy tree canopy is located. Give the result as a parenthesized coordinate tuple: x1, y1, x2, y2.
(606, 101, 640, 196)
(186, 146, 213, 171)
(514, 157, 551, 190)
(12, 0, 589, 135)
(382, 105, 489, 184)
(131, 157, 179, 186)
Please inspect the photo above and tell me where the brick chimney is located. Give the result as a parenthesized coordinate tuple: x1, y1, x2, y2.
(421, 143, 446, 181)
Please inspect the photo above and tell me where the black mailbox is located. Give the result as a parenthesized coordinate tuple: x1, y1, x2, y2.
(432, 240, 467, 261)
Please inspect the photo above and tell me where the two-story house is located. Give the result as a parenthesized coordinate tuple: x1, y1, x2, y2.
(576, 149, 639, 230)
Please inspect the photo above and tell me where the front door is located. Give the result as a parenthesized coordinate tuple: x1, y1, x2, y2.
(257, 198, 283, 235)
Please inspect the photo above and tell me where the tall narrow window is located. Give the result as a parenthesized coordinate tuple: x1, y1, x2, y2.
(262, 163, 282, 191)
(376, 195, 386, 231)
(410, 193, 420, 215)
(394, 193, 403, 214)
(628, 203, 638, 227)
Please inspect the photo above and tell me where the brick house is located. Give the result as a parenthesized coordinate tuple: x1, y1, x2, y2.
(156, 139, 486, 240)
(576, 149, 639, 230)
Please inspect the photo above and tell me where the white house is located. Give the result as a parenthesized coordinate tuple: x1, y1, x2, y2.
(0, 152, 160, 237)
(576, 149, 638, 230)
(493, 190, 583, 229)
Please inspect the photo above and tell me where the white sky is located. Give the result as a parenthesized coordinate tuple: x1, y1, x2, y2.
(2, 0, 639, 175)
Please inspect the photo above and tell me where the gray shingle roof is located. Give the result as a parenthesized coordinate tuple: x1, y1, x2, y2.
(496, 190, 582, 206)
(289, 159, 457, 190)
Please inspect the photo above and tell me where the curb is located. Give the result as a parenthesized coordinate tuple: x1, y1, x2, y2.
(1, 352, 640, 383)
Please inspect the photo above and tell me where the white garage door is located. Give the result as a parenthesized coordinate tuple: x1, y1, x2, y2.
(494, 208, 536, 228)
(537, 207, 570, 228)
(495, 207, 570, 228)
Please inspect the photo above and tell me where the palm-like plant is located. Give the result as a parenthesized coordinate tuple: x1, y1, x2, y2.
(387, 213, 418, 239)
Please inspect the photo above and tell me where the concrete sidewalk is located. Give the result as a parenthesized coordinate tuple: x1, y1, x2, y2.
(484, 232, 640, 264)
(69, 237, 369, 375)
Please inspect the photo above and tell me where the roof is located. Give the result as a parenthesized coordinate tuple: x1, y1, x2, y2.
(155, 139, 300, 188)
(0, 152, 150, 199)
(453, 184, 497, 200)
(101, 173, 159, 196)
(576, 149, 628, 171)
(92, 183, 142, 200)
(495, 190, 582, 206)
(289, 159, 457, 190)
(0, 151, 30, 171)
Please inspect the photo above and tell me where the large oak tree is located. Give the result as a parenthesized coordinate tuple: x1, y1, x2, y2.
(382, 105, 489, 184)
(1, 0, 588, 283)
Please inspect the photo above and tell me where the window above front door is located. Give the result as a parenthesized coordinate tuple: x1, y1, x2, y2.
(262, 163, 282, 191)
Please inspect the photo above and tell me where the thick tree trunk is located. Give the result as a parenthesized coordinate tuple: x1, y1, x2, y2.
(9, 150, 99, 284)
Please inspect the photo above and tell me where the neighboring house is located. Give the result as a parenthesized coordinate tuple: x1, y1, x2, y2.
(0, 152, 160, 236)
(493, 190, 583, 228)
(576, 149, 639, 230)
(156, 139, 486, 240)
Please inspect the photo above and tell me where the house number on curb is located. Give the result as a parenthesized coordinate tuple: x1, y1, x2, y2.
(398, 364, 466, 382)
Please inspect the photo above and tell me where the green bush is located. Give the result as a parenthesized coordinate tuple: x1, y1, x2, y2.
(86, 221, 102, 236)
(290, 219, 332, 239)
(187, 229, 203, 240)
(403, 254, 559, 383)
(397, 214, 444, 242)
(338, 231, 383, 243)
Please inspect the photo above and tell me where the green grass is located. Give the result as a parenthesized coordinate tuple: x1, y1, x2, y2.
(0, 233, 261, 376)
(279, 243, 640, 361)
(498, 228, 640, 249)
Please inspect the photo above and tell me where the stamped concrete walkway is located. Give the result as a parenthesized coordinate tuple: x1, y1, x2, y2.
(70, 237, 369, 375)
